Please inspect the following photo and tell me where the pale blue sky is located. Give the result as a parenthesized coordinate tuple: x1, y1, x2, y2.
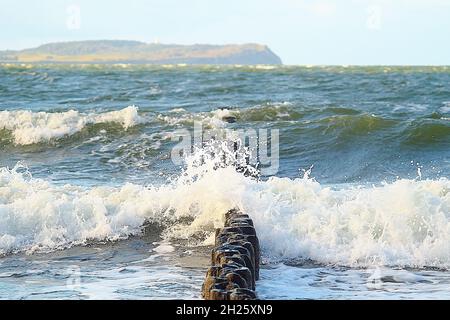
(0, 0, 449, 65)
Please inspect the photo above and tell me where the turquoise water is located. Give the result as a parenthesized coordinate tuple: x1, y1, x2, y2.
(0, 64, 449, 299)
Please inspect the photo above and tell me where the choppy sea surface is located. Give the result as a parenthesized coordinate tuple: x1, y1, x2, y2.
(0, 64, 449, 299)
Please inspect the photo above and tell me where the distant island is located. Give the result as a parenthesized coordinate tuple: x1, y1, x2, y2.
(0, 40, 282, 65)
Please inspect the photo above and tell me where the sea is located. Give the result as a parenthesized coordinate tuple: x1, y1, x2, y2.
(0, 64, 449, 299)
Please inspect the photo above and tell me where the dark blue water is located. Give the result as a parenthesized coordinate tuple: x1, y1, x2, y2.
(1, 64, 448, 186)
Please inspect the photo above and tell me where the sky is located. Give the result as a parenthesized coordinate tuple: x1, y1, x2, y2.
(0, 0, 449, 65)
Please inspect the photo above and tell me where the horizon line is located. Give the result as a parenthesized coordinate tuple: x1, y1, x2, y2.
(0, 62, 449, 67)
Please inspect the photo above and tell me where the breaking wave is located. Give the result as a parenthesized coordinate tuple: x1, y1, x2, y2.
(0, 106, 144, 145)
(0, 146, 449, 269)
(1, 104, 448, 149)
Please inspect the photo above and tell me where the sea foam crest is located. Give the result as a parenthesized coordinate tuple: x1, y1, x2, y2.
(0, 146, 449, 268)
(0, 106, 144, 145)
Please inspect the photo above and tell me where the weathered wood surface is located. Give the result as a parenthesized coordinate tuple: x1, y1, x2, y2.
(202, 209, 260, 300)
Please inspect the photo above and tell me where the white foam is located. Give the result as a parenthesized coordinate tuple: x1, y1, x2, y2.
(254, 65, 277, 70)
(257, 264, 450, 299)
(169, 108, 186, 113)
(157, 108, 235, 129)
(0, 147, 449, 269)
(249, 177, 450, 268)
(366, 267, 425, 288)
(157, 104, 296, 128)
(49, 265, 203, 300)
(0, 106, 144, 145)
(441, 102, 450, 113)
(153, 243, 175, 254)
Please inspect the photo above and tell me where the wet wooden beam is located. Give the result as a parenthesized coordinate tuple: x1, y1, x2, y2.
(202, 209, 260, 300)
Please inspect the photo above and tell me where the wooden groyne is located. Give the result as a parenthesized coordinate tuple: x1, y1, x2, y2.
(202, 209, 260, 300)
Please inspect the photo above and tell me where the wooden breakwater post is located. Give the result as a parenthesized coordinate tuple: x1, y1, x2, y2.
(202, 208, 260, 300)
